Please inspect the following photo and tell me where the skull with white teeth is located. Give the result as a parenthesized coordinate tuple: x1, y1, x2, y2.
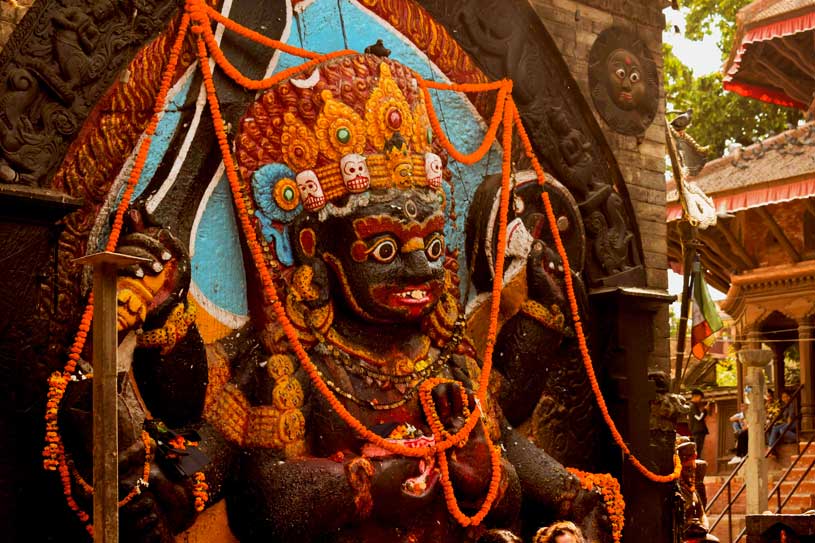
(424, 152, 443, 190)
(340, 154, 371, 193)
(296, 170, 327, 211)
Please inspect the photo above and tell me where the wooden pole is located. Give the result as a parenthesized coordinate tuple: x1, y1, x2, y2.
(74, 251, 149, 543)
(672, 226, 698, 393)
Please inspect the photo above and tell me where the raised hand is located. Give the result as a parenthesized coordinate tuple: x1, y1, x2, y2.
(115, 206, 190, 334)
(430, 382, 494, 504)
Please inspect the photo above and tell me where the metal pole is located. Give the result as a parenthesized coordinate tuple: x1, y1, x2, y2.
(75, 251, 148, 543)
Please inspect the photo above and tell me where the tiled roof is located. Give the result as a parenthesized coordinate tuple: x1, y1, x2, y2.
(666, 122, 815, 202)
(740, 0, 815, 28)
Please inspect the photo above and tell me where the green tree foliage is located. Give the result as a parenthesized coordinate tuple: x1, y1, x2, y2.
(664, 1, 803, 157)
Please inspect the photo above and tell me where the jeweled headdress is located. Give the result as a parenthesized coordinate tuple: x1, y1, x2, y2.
(236, 54, 444, 219)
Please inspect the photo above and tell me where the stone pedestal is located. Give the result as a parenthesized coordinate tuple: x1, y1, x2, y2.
(740, 348, 772, 515)
(746, 514, 815, 542)
(588, 286, 676, 543)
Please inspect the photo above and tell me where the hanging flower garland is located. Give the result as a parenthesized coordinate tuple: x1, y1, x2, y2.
(43, 0, 681, 536)
(567, 467, 625, 543)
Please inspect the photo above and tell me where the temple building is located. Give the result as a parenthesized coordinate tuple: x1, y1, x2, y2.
(723, 0, 815, 113)
(667, 0, 815, 433)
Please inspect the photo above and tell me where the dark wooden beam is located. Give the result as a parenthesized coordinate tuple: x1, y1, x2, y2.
(755, 50, 813, 105)
(804, 197, 815, 217)
(697, 228, 743, 273)
(695, 243, 731, 292)
(755, 206, 801, 262)
(717, 220, 758, 268)
(770, 38, 815, 80)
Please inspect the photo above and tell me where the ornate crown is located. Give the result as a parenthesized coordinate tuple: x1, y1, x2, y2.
(236, 58, 444, 214)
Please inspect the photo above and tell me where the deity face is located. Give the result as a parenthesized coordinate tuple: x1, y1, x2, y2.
(315, 189, 446, 323)
(296, 170, 326, 211)
(424, 152, 442, 189)
(340, 154, 371, 193)
(605, 48, 645, 111)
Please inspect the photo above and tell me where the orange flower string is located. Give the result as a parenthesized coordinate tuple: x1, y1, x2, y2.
(418, 378, 503, 526)
(419, 78, 511, 166)
(192, 471, 209, 512)
(511, 103, 679, 483)
(42, 11, 193, 536)
(567, 467, 625, 543)
(192, 29, 493, 459)
(203, 3, 320, 59)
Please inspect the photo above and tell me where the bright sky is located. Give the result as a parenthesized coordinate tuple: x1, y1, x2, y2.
(662, 8, 724, 77)
(662, 7, 727, 302)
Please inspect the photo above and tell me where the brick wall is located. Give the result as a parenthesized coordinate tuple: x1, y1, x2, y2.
(530, 0, 671, 372)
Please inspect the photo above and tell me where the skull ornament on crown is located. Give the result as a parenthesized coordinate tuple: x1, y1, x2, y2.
(236, 54, 447, 233)
(296, 170, 327, 211)
(425, 152, 443, 189)
(340, 153, 370, 193)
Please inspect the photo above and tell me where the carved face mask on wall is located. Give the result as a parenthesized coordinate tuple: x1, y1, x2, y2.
(605, 49, 644, 112)
(588, 26, 658, 136)
(310, 189, 446, 323)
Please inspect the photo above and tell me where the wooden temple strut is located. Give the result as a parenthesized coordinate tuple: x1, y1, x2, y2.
(754, 206, 801, 262)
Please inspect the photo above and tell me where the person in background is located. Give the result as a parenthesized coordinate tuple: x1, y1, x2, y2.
(765, 389, 781, 428)
(690, 389, 712, 458)
(769, 389, 798, 448)
(728, 403, 748, 465)
(534, 521, 586, 543)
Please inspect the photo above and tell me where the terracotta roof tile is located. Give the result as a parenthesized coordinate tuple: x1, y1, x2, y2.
(666, 122, 815, 202)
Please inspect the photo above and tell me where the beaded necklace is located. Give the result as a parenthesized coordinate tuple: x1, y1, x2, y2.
(314, 318, 465, 411)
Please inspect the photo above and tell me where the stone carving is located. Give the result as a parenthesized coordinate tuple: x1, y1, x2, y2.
(588, 26, 659, 137)
(57, 52, 612, 543)
(0, 0, 180, 186)
(415, 0, 645, 287)
(648, 372, 689, 433)
(676, 437, 717, 542)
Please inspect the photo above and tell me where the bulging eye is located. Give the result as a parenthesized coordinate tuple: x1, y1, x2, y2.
(630, 71, 640, 83)
(371, 238, 398, 263)
(615, 68, 626, 79)
(425, 236, 444, 261)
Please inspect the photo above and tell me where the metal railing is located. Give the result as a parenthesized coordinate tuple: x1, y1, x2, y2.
(703, 385, 809, 542)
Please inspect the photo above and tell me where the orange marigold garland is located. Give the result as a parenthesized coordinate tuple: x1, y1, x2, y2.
(42, 11, 192, 536)
(44, 0, 683, 537)
(512, 106, 681, 484)
(567, 467, 625, 543)
(192, 472, 209, 512)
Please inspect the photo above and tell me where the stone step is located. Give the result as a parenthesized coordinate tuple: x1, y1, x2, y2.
(710, 513, 745, 542)
(778, 479, 815, 495)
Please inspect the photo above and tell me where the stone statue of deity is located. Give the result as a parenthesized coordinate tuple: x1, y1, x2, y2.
(60, 52, 611, 543)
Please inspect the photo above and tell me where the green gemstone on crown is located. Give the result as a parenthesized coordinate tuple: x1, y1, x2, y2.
(336, 127, 351, 144)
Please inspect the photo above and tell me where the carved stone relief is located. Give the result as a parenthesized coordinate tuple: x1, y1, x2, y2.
(0, 0, 180, 187)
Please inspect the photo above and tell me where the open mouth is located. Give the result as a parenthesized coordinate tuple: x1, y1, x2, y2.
(346, 175, 370, 191)
(372, 283, 442, 314)
(392, 288, 432, 305)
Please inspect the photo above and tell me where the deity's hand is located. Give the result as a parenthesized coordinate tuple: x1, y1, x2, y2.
(526, 239, 566, 308)
(115, 206, 191, 334)
(430, 382, 494, 504)
(366, 455, 439, 524)
(571, 485, 613, 543)
(118, 438, 196, 543)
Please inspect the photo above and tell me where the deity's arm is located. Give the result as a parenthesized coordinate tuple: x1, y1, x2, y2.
(499, 421, 610, 543)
